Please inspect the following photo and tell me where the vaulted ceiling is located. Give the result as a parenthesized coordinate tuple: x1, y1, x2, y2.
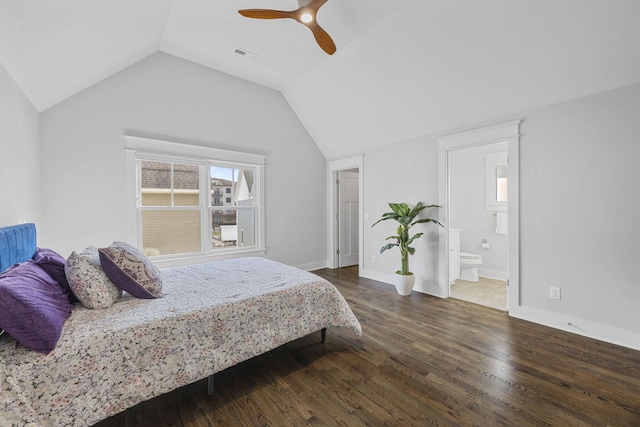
(2, 0, 640, 159)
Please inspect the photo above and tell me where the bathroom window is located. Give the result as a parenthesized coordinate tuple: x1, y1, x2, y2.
(485, 152, 507, 211)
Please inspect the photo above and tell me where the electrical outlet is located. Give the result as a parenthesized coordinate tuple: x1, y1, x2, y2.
(372, 255, 376, 264)
(550, 286, 561, 300)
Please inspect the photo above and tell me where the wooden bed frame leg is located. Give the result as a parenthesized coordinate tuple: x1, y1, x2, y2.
(208, 374, 214, 396)
(321, 328, 327, 343)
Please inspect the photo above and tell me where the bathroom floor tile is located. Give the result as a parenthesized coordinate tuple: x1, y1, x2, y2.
(450, 278, 507, 311)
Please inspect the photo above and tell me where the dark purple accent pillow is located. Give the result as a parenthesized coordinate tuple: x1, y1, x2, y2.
(98, 242, 163, 299)
(32, 247, 77, 302)
(0, 261, 74, 353)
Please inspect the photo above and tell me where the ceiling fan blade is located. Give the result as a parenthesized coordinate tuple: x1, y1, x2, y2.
(306, 0, 329, 12)
(238, 9, 292, 20)
(307, 22, 336, 55)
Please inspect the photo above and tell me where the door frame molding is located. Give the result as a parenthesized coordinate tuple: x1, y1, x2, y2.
(437, 119, 521, 311)
(327, 155, 364, 269)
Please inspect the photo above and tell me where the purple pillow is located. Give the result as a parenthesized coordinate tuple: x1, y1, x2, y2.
(98, 242, 163, 299)
(0, 261, 74, 353)
(32, 247, 77, 302)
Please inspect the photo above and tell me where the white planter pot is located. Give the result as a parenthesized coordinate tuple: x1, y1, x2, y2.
(393, 272, 415, 296)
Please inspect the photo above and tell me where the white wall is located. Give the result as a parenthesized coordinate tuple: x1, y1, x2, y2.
(0, 62, 41, 228)
(516, 83, 640, 346)
(361, 135, 442, 295)
(360, 82, 640, 349)
(449, 142, 508, 278)
(39, 52, 327, 269)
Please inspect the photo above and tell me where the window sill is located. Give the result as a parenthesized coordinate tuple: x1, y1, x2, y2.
(152, 248, 267, 269)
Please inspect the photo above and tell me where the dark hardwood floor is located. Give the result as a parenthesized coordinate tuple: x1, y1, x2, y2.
(95, 266, 640, 426)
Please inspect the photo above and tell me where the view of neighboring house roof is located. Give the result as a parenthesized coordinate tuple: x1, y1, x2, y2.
(141, 161, 243, 191)
(241, 170, 254, 194)
(141, 161, 199, 190)
(211, 178, 232, 187)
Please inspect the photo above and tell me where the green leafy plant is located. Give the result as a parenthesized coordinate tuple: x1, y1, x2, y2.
(372, 202, 443, 276)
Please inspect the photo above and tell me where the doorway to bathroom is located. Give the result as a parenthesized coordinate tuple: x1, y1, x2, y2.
(448, 143, 508, 310)
(437, 120, 521, 313)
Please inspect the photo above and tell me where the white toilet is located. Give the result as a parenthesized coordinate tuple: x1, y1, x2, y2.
(460, 252, 483, 282)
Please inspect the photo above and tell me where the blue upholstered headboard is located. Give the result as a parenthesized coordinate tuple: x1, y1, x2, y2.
(0, 223, 37, 272)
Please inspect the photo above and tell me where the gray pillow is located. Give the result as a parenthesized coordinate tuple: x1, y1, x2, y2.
(65, 247, 122, 309)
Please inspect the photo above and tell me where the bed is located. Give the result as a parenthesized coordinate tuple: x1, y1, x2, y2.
(0, 223, 362, 427)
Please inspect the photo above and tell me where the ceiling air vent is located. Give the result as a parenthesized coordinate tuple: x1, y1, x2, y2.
(233, 47, 259, 60)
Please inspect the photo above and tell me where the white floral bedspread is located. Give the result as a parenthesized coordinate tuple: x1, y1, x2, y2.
(0, 257, 361, 427)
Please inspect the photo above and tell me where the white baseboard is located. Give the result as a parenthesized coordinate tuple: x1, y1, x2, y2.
(478, 268, 508, 281)
(360, 268, 447, 298)
(359, 267, 394, 289)
(509, 305, 640, 352)
(297, 260, 328, 272)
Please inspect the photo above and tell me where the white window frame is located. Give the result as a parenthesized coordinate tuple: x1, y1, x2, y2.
(485, 152, 508, 212)
(125, 135, 265, 268)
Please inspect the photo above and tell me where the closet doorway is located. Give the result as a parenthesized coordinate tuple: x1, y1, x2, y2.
(337, 169, 359, 267)
(327, 155, 363, 270)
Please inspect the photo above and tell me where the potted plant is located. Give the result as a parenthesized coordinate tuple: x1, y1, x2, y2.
(372, 202, 443, 295)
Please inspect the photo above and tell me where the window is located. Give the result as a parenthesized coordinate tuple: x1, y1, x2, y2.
(125, 136, 265, 265)
(210, 165, 258, 249)
(485, 152, 508, 211)
(139, 160, 202, 256)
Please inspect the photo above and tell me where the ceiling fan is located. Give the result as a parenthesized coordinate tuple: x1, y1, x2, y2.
(238, 0, 336, 55)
